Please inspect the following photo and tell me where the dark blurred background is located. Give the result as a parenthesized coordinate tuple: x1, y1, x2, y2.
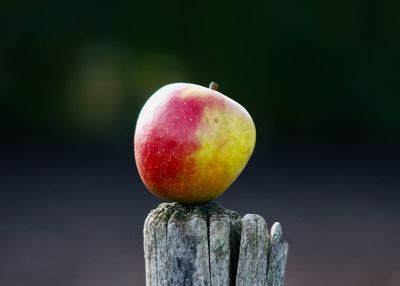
(1, 0, 400, 285)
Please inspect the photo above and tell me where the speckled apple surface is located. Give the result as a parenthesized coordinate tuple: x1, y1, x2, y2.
(134, 83, 256, 203)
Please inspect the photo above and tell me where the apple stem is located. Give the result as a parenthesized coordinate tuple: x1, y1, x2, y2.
(209, 82, 219, 91)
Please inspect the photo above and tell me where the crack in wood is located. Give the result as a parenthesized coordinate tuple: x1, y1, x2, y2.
(144, 203, 288, 286)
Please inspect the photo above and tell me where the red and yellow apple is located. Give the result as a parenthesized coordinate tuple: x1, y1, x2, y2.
(134, 82, 256, 203)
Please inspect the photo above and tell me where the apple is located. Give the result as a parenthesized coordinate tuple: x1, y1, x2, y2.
(134, 82, 256, 203)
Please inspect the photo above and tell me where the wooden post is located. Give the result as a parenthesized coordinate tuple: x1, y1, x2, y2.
(144, 203, 288, 286)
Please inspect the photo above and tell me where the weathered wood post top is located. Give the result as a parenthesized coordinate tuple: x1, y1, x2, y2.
(144, 203, 288, 286)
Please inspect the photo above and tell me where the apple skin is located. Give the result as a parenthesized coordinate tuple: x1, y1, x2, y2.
(134, 83, 256, 203)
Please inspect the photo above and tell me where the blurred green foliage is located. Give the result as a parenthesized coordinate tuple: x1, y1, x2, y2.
(1, 0, 399, 145)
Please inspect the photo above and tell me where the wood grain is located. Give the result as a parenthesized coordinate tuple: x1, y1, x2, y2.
(144, 203, 288, 286)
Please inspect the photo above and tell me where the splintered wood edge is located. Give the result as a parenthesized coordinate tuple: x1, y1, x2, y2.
(236, 214, 270, 285)
(267, 222, 289, 286)
(144, 204, 288, 286)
